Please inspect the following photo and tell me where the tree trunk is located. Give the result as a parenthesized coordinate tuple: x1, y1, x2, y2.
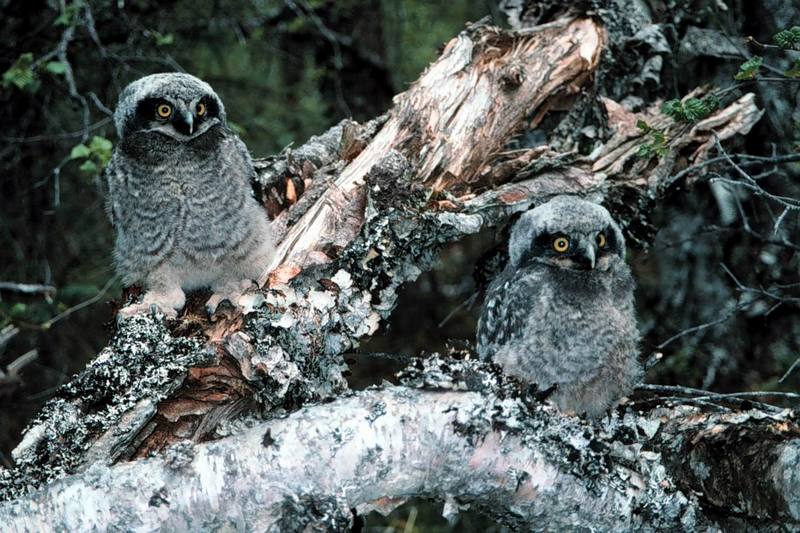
(1, 2, 791, 530)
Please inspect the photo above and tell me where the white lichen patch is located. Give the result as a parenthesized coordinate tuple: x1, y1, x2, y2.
(330, 269, 353, 290)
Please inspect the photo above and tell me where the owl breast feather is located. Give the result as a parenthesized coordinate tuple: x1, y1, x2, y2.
(111, 131, 258, 274)
(172, 134, 256, 261)
(478, 263, 637, 384)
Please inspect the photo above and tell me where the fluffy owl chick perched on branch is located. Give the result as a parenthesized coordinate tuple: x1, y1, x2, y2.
(106, 73, 274, 318)
(477, 196, 642, 418)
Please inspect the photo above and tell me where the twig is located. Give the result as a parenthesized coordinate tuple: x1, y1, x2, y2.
(0, 117, 112, 144)
(757, 76, 800, 83)
(40, 276, 116, 329)
(283, 0, 352, 116)
(0, 349, 38, 390)
(0, 282, 57, 296)
(655, 300, 743, 350)
(0, 325, 19, 352)
(5, 350, 38, 377)
(711, 136, 800, 211)
(644, 352, 663, 371)
(779, 358, 800, 383)
(636, 384, 791, 413)
(721, 263, 800, 305)
(438, 292, 479, 328)
(664, 152, 800, 190)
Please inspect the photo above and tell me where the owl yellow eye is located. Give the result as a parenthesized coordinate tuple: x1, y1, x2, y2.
(597, 232, 607, 249)
(196, 102, 206, 116)
(552, 237, 570, 253)
(156, 103, 172, 118)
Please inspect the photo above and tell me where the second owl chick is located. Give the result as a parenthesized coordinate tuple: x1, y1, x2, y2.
(476, 196, 642, 418)
(106, 73, 274, 318)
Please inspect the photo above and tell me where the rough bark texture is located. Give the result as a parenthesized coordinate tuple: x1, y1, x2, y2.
(0, 388, 702, 532)
(0, 2, 793, 530)
(2, 357, 799, 531)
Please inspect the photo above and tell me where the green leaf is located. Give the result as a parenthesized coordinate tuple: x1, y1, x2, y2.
(636, 144, 653, 159)
(54, 2, 82, 27)
(661, 99, 684, 119)
(703, 94, 720, 113)
(734, 56, 763, 80)
(662, 96, 719, 123)
(2, 53, 39, 92)
(636, 119, 650, 132)
(88, 136, 113, 168)
(786, 58, 800, 78)
(774, 26, 800, 49)
(637, 125, 669, 160)
(44, 61, 67, 75)
(78, 160, 98, 174)
(69, 143, 91, 160)
(53, 12, 71, 26)
(152, 31, 174, 47)
(89, 135, 112, 153)
(683, 98, 709, 121)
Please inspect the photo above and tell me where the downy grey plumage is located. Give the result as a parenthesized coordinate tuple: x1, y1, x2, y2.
(106, 73, 274, 317)
(476, 196, 641, 418)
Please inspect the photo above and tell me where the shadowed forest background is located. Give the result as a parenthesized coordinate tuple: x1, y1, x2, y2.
(1, 1, 799, 530)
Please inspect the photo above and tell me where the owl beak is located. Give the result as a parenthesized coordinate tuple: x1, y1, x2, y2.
(174, 109, 195, 135)
(574, 242, 596, 270)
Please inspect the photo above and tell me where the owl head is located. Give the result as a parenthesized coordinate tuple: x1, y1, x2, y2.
(113, 73, 227, 140)
(508, 195, 626, 272)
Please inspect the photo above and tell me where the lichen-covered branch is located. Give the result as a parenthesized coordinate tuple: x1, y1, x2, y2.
(2, 356, 798, 531)
(653, 403, 800, 524)
(0, 386, 701, 532)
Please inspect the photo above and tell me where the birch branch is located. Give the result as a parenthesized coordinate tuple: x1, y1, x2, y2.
(2, 373, 798, 531)
(0, 385, 703, 532)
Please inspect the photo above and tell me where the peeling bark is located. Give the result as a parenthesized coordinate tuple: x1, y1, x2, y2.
(0, 4, 790, 530)
(0, 380, 705, 532)
(654, 405, 800, 525)
(2, 357, 799, 531)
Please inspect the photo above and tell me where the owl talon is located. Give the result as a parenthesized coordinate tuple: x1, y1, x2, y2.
(532, 383, 558, 402)
(206, 279, 257, 317)
(205, 297, 232, 317)
(116, 301, 178, 322)
(520, 383, 557, 412)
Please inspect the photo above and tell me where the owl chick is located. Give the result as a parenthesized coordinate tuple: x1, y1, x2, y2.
(476, 196, 641, 418)
(106, 73, 274, 318)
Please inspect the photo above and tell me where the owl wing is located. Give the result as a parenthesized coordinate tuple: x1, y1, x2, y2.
(230, 133, 258, 188)
(476, 267, 542, 360)
(103, 155, 120, 227)
(103, 153, 140, 230)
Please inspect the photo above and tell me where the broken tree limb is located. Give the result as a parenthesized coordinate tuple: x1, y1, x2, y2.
(0, 6, 779, 529)
(652, 403, 800, 524)
(263, 16, 606, 276)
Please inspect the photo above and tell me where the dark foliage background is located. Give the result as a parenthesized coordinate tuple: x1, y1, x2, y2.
(1, 1, 798, 530)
